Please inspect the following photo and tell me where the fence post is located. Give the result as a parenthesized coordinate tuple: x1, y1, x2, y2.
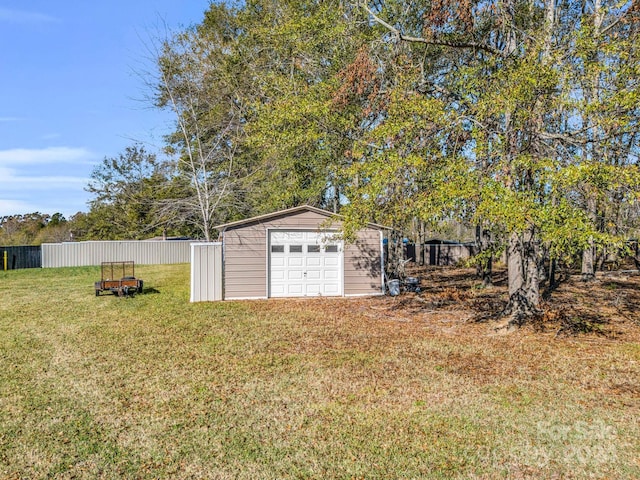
(3, 250, 6, 271)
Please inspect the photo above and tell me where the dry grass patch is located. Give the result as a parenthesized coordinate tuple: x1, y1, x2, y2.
(0, 264, 638, 479)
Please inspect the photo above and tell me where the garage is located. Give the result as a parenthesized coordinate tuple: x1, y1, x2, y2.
(214, 205, 385, 300)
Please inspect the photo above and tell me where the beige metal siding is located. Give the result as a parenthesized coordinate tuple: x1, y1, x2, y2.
(190, 243, 223, 302)
(223, 228, 268, 299)
(224, 210, 336, 299)
(223, 209, 384, 299)
(41, 241, 192, 268)
(344, 229, 383, 295)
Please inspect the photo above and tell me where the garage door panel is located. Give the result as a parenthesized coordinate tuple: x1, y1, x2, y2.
(307, 257, 322, 267)
(272, 232, 304, 242)
(271, 270, 285, 281)
(271, 257, 285, 267)
(269, 230, 343, 298)
(304, 232, 320, 242)
(306, 270, 321, 280)
(324, 270, 339, 280)
(288, 257, 304, 267)
(324, 284, 340, 295)
(288, 232, 305, 242)
(324, 257, 340, 267)
(287, 270, 304, 281)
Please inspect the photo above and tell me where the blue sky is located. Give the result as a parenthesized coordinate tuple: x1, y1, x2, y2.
(0, 1, 212, 218)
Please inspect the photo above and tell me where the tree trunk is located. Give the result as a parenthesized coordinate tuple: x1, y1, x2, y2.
(388, 230, 405, 279)
(475, 224, 493, 287)
(549, 256, 556, 286)
(412, 218, 424, 266)
(505, 228, 541, 325)
(581, 2, 604, 281)
(581, 240, 596, 281)
(538, 243, 549, 282)
(581, 196, 597, 281)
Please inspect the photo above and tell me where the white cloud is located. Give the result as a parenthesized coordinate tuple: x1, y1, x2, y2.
(0, 196, 86, 217)
(0, 146, 95, 166)
(0, 199, 37, 215)
(6, 176, 87, 190)
(0, 117, 22, 122)
(0, 166, 88, 190)
(0, 8, 58, 24)
(0, 158, 90, 216)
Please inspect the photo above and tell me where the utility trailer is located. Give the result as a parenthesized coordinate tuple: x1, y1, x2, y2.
(94, 261, 144, 297)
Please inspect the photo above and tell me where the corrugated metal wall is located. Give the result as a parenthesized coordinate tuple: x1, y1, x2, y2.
(425, 244, 475, 266)
(41, 241, 193, 268)
(190, 243, 223, 302)
(405, 243, 476, 266)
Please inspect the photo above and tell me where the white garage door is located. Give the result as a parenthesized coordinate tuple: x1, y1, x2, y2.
(269, 231, 343, 297)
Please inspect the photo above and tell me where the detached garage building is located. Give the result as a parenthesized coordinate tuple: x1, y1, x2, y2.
(214, 205, 386, 300)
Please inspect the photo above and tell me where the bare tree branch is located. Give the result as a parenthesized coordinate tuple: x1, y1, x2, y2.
(359, 1, 502, 56)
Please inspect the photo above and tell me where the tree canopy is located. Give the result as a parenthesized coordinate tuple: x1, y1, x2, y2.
(0, 213, 71, 245)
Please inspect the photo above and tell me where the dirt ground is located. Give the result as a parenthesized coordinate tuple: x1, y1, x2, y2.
(347, 266, 640, 342)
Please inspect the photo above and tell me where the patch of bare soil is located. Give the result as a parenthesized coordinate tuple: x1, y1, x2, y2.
(264, 266, 640, 343)
(406, 266, 640, 340)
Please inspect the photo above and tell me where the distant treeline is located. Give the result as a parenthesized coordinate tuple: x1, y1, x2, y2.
(0, 213, 72, 246)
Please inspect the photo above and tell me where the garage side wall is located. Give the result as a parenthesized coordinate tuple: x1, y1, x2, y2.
(344, 229, 383, 296)
(223, 210, 384, 299)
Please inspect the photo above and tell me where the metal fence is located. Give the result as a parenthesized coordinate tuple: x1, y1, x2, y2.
(41, 240, 193, 268)
(1, 246, 42, 270)
(424, 243, 476, 266)
(405, 242, 477, 266)
(190, 243, 223, 302)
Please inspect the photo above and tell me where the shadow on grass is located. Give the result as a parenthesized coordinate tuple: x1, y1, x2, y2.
(382, 265, 640, 337)
(534, 307, 610, 337)
(541, 272, 570, 301)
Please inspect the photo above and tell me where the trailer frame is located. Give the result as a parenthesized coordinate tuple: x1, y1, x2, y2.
(94, 261, 144, 297)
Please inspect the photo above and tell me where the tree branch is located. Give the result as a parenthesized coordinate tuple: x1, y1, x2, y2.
(360, 2, 502, 56)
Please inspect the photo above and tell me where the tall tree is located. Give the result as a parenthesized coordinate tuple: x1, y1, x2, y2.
(241, 0, 372, 213)
(154, 0, 373, 220)
(343, 0, 640, 324)
(153, 4, 251, 241)
(85, 144, 173, 240)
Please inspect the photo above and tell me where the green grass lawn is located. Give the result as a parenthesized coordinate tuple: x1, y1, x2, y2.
(0, 264, 638, 479)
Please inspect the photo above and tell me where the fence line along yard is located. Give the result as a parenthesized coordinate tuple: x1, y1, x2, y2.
(1, 246, 42, 270)
(41, 240, 194, 268)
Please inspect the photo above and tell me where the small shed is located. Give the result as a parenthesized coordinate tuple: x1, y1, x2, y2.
(214, 205, 386, 300)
